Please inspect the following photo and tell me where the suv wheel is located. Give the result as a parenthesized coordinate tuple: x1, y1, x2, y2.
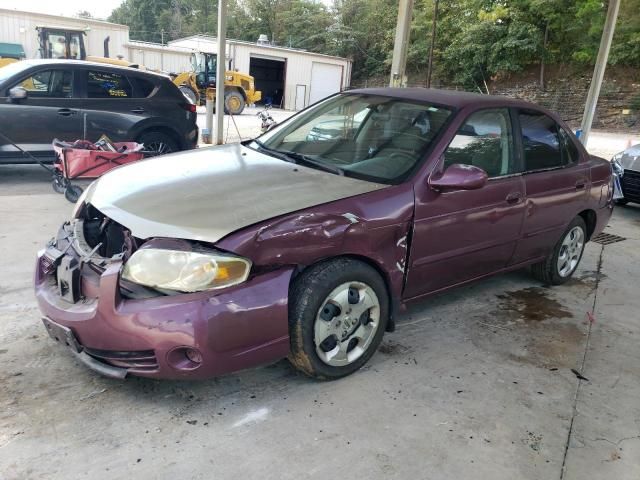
(288, 258, 389, 380)
(138, 131, 179, 156)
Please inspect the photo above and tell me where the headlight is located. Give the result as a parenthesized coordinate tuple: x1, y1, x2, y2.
(611, 154, 624, 176)
(122, 248, 251, 292)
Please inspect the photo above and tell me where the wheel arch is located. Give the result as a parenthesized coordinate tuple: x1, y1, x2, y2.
(578, 209, 597, 240)
(289, 253, 397, 332)
(226, 85, 247, 101)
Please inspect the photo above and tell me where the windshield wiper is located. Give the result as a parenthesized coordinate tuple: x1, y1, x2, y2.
(280, 150, 344, 176)
(250, 140, 343, 176)
(250, 139, 295, 163)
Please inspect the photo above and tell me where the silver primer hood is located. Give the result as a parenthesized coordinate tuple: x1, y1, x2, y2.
(83, 143, 386, 243)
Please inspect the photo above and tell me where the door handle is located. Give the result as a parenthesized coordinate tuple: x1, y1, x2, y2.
(575, 180, 587, 190)
(131, 108, 145, 114)
(506, 192, 523, 204)
(57, 108, 77, 116)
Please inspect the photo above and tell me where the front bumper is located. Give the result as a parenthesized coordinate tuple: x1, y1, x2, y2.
(35, 251, 292, 380)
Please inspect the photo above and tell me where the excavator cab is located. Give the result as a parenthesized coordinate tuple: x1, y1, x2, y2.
(37, 27, 86, 60)
(192, 52, 217, 89)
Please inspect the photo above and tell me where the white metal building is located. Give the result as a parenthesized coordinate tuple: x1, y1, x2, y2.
(0, 8, 130, 60)
(168, 35, 352, 111)
(126, 40, 194, 74)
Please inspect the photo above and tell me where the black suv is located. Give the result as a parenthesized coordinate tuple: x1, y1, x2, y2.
(0, 60, 198, 163)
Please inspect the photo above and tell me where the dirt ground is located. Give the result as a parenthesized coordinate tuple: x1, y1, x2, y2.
(0, 115, 639, 479)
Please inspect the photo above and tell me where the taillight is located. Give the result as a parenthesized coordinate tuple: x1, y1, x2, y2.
(182, 103, 197, 113)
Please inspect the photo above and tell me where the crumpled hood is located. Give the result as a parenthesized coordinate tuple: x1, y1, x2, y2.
(83, 143, 386, 243)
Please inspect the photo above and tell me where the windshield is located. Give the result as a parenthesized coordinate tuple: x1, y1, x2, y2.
(255, 93, 452, 183)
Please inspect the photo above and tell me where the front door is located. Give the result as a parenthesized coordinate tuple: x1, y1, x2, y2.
(405, 108, 526, 299)
(0, 68, 81, 162)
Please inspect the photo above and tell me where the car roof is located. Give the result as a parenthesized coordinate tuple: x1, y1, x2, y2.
(14, 59, 169, 80)
(346, 87, 541, 110)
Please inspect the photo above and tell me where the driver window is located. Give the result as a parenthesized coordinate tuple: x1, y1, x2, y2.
(17, 70, 72, 98)
(444, 108, 514, 178)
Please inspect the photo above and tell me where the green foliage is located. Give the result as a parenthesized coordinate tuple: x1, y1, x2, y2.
(107, 0, 640, 85)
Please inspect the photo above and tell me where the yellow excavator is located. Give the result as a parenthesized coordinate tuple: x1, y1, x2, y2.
(171, 52, 261, 115)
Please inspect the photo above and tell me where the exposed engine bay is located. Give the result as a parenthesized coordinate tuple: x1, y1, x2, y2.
(46, 204, 168, 300)
(80, 203, 138, 261)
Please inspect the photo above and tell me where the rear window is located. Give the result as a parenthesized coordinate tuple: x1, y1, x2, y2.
(519, 111, 563, 171)
(559, 127, 580, 164)
(87, 70, 132, 98)
(130, 77, 156, 98)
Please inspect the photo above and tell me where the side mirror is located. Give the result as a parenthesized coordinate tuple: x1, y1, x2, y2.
(428, 163, 488, 191)
(9, 86, 27, 102)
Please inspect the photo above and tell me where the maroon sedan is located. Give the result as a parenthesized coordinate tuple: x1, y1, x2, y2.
(35, 88, 614, 380)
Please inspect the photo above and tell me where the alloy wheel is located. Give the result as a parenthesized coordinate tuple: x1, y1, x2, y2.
(557, 226, 584, 277)
(145, 141, 172, 156)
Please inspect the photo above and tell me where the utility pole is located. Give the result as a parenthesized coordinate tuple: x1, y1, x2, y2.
(426, 0, 439, 88)
(215, 0, 227, 145)
(389, 0, 414, 87)
(579, 0, 620, 146)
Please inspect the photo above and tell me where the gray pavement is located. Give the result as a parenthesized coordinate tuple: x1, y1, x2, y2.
(0, 164, 639, 479)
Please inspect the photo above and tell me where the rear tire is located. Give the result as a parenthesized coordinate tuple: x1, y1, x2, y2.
(288, 258, 389, 380)
(224, 90, 245, 115)
(531, 216, 587, 285)
(137, 131, 180, 156)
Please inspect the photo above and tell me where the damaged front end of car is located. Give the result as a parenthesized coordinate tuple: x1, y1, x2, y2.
(35, 201, 294, 380)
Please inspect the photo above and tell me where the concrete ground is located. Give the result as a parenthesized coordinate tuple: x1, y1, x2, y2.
(1, 116, 639, 479)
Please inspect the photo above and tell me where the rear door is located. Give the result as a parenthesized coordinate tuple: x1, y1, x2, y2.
(78, 68, 150, 142)
(405, 108, 526, 298)
(0, 67, 81, 162)
(510, 109, 589, 263)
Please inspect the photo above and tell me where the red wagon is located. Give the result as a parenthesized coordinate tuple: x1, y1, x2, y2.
(52, 139, 146, 202)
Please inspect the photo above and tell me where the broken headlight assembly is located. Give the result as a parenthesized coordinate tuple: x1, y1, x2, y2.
(611, 153, 624, 177)
(121, 248, 251, 293)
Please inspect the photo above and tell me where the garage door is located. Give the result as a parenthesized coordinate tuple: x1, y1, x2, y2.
(309, 62, 343, 105)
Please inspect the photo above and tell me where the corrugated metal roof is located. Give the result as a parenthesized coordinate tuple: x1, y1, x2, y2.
(168, 34, 351, 63)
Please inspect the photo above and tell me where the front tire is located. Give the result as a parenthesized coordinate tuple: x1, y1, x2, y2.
(531, 216, 587, 285)
(288, 258, 389, 380)
(224, 90, 245, 115)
